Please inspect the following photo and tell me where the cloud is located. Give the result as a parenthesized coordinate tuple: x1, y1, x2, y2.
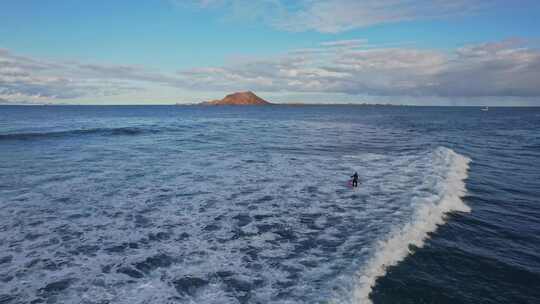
(188, 0, 490, 33)
(2, 38, 540, 103)
(320, 39, 367, 48)
(0, 50, 77, 100)
(282, 0, 489, 33)
(76, 63, 181, 85)
(174, 38, 540, 98)
(433, 40, 540, 97)
(0, 49, 180, 101)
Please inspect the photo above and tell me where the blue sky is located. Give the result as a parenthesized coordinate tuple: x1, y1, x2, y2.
(1, 0, 540, 105)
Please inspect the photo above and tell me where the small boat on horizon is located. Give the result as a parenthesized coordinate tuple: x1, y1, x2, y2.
(481, 106, 489, 111)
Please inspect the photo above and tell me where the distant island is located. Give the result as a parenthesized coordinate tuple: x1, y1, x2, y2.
(200, 91, 272, 105)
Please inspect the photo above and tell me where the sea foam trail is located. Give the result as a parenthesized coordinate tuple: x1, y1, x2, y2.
(351, 148, 471, 304)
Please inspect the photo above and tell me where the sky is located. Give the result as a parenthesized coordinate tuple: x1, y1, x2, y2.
(1, 0, 540, 105)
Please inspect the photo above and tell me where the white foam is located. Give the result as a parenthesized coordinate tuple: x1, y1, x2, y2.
(349, 147, 471, 304)
(1, 115, 474, 304)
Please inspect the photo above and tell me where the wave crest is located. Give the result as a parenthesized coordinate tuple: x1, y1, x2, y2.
(0, 127, 155, 141)
(351, 147, 471, 304)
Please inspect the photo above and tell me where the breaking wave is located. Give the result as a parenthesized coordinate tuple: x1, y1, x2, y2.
(350, 147, 471, 303)
(0, 113, 472, 304)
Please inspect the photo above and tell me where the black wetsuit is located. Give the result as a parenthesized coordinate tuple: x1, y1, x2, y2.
(351, 172, 359, 187)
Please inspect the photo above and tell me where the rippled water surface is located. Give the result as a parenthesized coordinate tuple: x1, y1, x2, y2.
(1, 105, 539, 304)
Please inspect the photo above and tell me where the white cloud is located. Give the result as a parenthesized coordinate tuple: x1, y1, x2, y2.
(320, 39, 367, 48)
(174, 38, 540, 98)
(2, 38, 540, 103)
(188, 0, 491, 33)
(0, 49, 180, 101)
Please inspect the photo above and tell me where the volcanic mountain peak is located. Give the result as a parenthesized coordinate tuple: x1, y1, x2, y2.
(201, 91, 271, 105)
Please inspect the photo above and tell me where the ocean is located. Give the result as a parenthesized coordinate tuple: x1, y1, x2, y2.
(0, 105, 539, 304)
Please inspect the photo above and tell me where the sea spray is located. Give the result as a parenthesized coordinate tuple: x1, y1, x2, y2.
(351, 147, 471, 304)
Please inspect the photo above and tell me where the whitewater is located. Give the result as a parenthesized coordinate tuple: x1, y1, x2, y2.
(349, 148, 470, 304)
(0, 105, 500, 304)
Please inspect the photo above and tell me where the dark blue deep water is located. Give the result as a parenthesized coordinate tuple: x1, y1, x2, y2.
(0, 105, 539, 304)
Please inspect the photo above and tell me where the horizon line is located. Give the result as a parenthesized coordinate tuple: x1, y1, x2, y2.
(1, 103, 539, 108)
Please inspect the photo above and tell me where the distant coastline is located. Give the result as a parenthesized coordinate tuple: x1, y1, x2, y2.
(198, 91, 272, 105)
(4, 103, 539, 108)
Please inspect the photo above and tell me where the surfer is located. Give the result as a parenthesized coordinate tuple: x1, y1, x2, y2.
(351, 172, 359, 187)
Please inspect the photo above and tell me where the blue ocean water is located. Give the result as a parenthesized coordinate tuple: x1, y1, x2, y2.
(0, 105, 539, 304)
